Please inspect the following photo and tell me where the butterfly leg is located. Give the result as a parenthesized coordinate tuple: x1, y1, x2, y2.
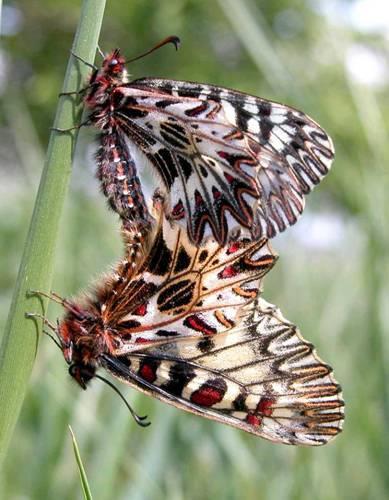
(28, 288, 68, 307)
(58, 85, 91, 98)
(27, 289, 87, 320)
(70, 50, 97, 70)
(25, 311, 63, 350)
(51, 119, 91, 133)
(25, 311, 57, 331)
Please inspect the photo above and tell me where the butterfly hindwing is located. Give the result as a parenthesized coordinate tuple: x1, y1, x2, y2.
(102, 297, 343, 445)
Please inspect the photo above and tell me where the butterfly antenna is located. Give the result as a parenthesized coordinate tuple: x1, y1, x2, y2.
(125, 35, 180, 64)
(95, 374, 151, 427)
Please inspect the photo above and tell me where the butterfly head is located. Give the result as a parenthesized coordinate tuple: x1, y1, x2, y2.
(57, 312, 104, 389)
(68, 362, 96, 390)
(101, 49, 127, 81)
(85, 49, 128, 107)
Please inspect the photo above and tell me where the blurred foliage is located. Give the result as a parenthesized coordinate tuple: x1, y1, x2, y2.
(1, 0, 389, 499)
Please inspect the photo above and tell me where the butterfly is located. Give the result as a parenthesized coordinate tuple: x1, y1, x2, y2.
(82, 36, 334, 248)
(39, 215, 343, 445)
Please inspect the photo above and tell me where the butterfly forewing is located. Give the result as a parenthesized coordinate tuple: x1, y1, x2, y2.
(105, 78, 334, 245)
(102, 297, 343, 446)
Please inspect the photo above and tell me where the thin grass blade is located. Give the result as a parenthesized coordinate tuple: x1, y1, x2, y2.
(69, 426, 93, 500)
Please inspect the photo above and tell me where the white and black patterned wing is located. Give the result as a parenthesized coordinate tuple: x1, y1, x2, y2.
(111, 79, 334, 245)
(97, 217, 276, 353)
(102, 297, 344, 446)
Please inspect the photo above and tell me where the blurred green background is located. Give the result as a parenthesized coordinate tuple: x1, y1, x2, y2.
(1, 0, 389, 499)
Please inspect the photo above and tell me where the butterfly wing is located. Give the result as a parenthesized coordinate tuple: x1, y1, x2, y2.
(97, 217, 276, 353)
(101, 297, 343, 445)
(112, 78, 334, 245)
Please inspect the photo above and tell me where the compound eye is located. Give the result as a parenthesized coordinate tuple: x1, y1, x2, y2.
(109, 58, 118, 66)
(68, 363, 77, 378)
(69, 364, 87, 389)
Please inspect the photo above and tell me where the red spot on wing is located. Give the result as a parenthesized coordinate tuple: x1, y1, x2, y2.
(246, 397, 274, 428)
(172, 200, 185, 220)
(135, 337, 151, 344)
(212, 188, 222, 200)
(194, 191, 204, 209)
(256, 397, 274, 417)
(218, 265, 238, 279)
(133, 303, 147, 316)
(183, 314, 217, 335)
(227, 242, 241, 254)
(185, 102, 208, 117)
(246, 414, 262, 427)
(224, 173, 235, 184)
(190, 385, 224, 407)
(139, 362, 157, 383)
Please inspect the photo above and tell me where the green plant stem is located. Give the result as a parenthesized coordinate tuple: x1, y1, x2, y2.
(0, 0, 106, 469)
(0, 2, 3, 37)
(69, 426, 93, 500)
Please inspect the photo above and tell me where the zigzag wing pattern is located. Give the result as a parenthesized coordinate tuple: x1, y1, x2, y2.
(102, 297, 344, 445)
(94, 218, 276, 354)
(109, 78, 334, 244)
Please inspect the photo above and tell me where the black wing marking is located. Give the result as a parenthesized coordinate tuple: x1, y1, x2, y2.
(102, 297, 343, 446)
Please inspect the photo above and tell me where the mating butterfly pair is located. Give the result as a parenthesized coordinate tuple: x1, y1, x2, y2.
(38, 37, 343, 445)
